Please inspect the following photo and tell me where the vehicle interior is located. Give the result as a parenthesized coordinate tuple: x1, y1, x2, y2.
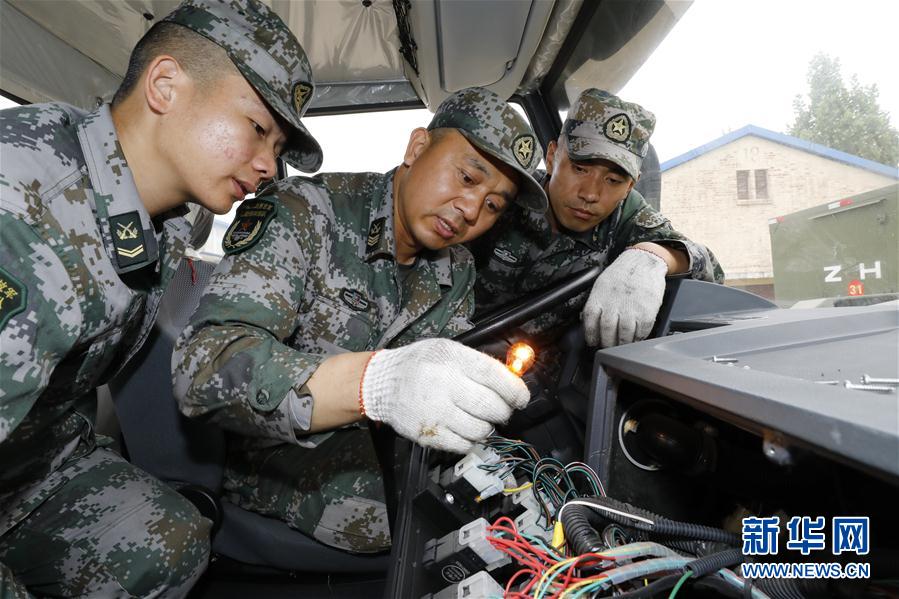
(2, 0, 897, 597)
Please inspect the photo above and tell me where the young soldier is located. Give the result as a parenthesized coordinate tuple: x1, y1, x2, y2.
(470, 89, 724, 347)
(172, 88, 546, 553)
(0, 0, 321, 594)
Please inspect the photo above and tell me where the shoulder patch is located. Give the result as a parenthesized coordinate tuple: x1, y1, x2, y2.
(0, 266, 27, 330)
(223, 199, 277, 255)
(340, 288, 370, 312)
(634, 207, 669, 229)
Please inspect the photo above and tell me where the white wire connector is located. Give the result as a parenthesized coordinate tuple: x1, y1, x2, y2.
(454, 445, 512, 501)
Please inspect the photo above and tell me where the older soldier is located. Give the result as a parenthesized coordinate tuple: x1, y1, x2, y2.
(173, 88, 546, 553)
(470, 89, 724, 346)
(0, 0, 321, 595)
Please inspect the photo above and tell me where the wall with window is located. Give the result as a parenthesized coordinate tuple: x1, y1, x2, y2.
(660, 135, 896, 291)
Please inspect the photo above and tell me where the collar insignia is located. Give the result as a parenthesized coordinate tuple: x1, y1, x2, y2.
(109, 211, 147, 268)
(366, 217, 386, 252)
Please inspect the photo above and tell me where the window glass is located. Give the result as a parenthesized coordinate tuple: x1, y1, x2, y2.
(618, 1, 897, 307)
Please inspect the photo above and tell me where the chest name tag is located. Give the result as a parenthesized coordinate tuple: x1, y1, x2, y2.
(223, 200, 277, 255)
(340, 288, 370, 312)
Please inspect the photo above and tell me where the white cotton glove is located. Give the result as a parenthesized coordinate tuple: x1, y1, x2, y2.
(360, 338, 530, 454)
(582, 247, 668, 348)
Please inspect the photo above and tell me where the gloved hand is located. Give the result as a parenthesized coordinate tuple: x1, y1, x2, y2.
(582, 247, 668, 348)
(360, 338, 530, 453)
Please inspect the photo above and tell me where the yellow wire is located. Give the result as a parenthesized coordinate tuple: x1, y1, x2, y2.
(503, 482, 534, 494)
(535, 556, 581, 597)
(560, 577, 605, 597)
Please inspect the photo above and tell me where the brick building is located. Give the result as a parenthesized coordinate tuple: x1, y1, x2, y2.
(660, 125, 898, 298)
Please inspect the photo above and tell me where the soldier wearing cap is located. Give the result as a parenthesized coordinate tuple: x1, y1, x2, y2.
(173, 87, 545, 553)
(0, 0, 319, 594)
(470, 89, 723, 347)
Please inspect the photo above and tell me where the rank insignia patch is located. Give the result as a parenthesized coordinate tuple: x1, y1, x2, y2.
(340, 288, 370, 312)
(109, 211, 147, 269)
(0, 266, 27, 330)
(223, 200, 277, 255)
(604, 113, 632, 143)
(292, 81, 314, 116)
(366, 217, 386, 252)
(512, 134, 536, 169)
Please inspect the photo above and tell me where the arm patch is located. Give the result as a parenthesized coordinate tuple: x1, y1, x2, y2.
(0, 266, 27, 330)
(223, 199, 278, 255)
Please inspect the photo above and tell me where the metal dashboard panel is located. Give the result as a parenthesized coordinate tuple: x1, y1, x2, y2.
(593, 301, 899, 479)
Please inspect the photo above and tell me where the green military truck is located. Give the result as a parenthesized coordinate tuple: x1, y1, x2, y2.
(769, 183, 898, 305)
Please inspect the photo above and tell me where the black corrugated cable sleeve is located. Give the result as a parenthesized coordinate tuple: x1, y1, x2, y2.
(684, 547, 743, 577)
(751, 575, 830, 599)
(568, 496, 740, 545)
(559, 504, 606, 556)
(585, 550, 745, 598)
(606, 574, 681, 598)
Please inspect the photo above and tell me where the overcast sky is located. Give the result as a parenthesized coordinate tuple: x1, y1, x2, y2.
(620, 0, 899, 163)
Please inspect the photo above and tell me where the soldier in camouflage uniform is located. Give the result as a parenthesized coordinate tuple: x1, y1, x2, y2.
(0, 0, 321, 594)
(173, 87, 545, 553)
(470, 89, 724, 346)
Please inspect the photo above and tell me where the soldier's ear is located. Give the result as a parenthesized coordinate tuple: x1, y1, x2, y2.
(403, 128, 430, 166)
(144, 55, 184, 114)
(545, 140, 558, 175)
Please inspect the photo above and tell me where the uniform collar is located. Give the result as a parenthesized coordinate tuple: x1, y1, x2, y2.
(76, 104, 176, 274)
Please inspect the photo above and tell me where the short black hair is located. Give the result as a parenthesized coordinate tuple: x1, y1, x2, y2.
(112, 22, 237, 106)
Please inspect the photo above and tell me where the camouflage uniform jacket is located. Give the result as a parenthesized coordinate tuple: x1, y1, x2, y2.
(0, 103, 190, 534)
(470, 173, 724, 329)
(172, 170, 475, 452)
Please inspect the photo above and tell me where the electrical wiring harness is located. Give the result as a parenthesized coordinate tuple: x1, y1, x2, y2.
(472, 436, 768, 598)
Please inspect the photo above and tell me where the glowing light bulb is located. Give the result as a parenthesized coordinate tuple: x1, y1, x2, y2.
(506, 342, 536, 376)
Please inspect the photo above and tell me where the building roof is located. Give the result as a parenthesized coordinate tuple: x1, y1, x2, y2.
(660, 125, 899, 179)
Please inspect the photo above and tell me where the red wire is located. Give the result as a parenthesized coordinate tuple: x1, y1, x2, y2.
(505, 567, 538, 596)
(487, 515, 617, 597)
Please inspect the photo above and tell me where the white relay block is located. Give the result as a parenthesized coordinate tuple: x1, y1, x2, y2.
(453, 444, 512, 501)
(454, 570, 504, 598)
(459, 517, 511, 572)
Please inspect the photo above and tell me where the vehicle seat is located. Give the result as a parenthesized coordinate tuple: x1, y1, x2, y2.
(110, 256, 389, 572)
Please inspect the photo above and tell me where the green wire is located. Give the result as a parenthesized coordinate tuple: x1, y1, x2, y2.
(669, 571, 693, 598)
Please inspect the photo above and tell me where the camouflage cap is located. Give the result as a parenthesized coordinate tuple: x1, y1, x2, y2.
(562, 89, 655, 180)
(162, 0, 322, 172)
(428, 87, 547, 212)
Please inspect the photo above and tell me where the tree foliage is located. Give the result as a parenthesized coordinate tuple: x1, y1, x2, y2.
(789, 53, 898, 167)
